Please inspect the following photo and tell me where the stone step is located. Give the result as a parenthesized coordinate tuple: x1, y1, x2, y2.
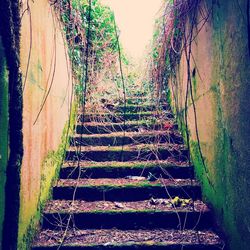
(122, 96, 167, 105)
(82, 104, 170, 113)
(107, 104, 170, 113)
(53, 178, 201, 201)
(65, 144, 188, 162)
(123, 96, 150, 104)
(60, 160, 193, 179)
(78, 111, 174, 123)
(75, 121, 178, 135)
(32, 94, 224, 249)
(70, 130, 183, 147)
(32, 229, 223, 250)
(42, 199, 211, 230)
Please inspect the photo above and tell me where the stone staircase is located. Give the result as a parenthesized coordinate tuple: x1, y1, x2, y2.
(32, 97, 223, 249)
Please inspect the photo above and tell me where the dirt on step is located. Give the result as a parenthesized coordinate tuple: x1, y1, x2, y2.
(44, 199, 208, 213)
(33, 229, 222, 247)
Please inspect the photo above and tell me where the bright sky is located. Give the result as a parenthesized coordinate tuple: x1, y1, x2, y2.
(100, 0, 163, 62)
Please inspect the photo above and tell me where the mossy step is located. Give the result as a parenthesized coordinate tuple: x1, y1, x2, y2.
(53, 178, 201, 201)
(82, 104, 170, 113)
(42, 199, 211, 230)
(110, 104, 170, 113)
(75, 121, 178, 135)
(32, 229, 223, 250)
(65, 144, 188, 162)
(122, 96, 167, 105)
(60, 160, 193, 179)
(70, 131, 183, 147)
(122, 96, 149, 104)
(78, 111, 174, 123)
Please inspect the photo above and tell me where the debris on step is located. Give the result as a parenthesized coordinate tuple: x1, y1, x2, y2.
(171, 196, 193, 208)
(103, 203, 109, 208)
(147, 172, 158, 181)
(125, 176, 146, 181)
(149, 198, 172, 207)
(32, 95, 224, 249)
(104, 103, 115, 110)
(114, 202, 125, 209)
(164, 121, 174, 130)
(44, 199, 208, 213)
(138, 127, 147, 133)
(149, 197, 159, 205)
(32, 229, 223, 249)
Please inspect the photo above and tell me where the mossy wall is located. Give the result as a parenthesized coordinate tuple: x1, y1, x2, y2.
(169, 0, 250, 249)
(0, 35, 8, 250)
(18, 0, 74, 248)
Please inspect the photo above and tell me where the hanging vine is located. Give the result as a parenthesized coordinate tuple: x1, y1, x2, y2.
(148, 0, 213, 185)
(52, 0, 128, 108)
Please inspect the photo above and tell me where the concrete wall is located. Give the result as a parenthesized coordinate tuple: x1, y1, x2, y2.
(169, 0, 250, 249)
(0, 35, 9, 250)
(18, 0, 73, 248)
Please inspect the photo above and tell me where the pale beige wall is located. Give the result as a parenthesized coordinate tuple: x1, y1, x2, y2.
(173, 6, 216, 169)
(19, 0, 72, 247)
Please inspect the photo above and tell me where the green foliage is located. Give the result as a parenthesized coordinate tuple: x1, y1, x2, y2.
(78, 0, 118, 65)
(0, 35, 8, 250)
(147, 2, 188, 102)
(58, 0, 122, 96)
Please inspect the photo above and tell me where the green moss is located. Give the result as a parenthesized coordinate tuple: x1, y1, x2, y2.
(166, 88, 172, 107)
(192, 74, 197, 98)
(205, 1, 250, 248)
(78, 161, 183, 169)
(0, 35, 8, 250)
(76, 182, 162, 189)
(0, 1, 23, 247)
(17, 103, 77, 249)
(189, 141, 214, 199)
(167, 1, 250, 249)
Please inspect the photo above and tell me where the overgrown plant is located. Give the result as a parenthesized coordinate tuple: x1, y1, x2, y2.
(29, 2, 225, 249)
(52, 0, 132, 108)
(148, 0, 212, 180)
